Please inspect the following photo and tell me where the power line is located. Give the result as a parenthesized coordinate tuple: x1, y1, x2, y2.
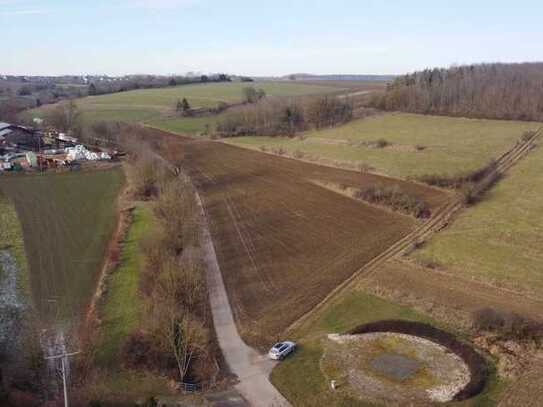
(44, 351, 80, 407)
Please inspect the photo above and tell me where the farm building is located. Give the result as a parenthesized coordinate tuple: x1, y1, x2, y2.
(0, 122, 43, 151)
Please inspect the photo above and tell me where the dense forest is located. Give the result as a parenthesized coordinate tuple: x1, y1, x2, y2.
(371, 63, 543, 121)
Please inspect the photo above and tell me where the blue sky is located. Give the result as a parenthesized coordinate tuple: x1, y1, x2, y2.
(1, 0, 542, 76)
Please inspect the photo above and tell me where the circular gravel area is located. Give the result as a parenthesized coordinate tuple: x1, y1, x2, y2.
(322, 332, 471, 404)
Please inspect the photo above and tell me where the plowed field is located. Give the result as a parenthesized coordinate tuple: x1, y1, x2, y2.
(142, 129, 450, 347)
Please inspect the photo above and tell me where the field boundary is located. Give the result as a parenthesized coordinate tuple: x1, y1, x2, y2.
(84, 171, 132, 330)
(219, 138, 452, 195)
(286, 127, 542, 335)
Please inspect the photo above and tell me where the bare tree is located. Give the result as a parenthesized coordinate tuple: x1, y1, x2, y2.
(372, 62, 543, 122)
(148, 255, 209, 382)
(47, 98, 82, 135)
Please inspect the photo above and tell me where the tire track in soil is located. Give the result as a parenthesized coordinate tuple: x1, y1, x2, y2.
(498, 362, 543, 407)
(287, 128, 543, 334)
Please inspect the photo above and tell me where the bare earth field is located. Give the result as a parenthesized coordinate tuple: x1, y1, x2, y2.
(0, 168, 124, 322)
(145, 128, 449, 347)
(225, 113, 540, 178)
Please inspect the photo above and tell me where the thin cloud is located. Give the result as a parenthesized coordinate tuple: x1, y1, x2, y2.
(126, 0, 199, 9)
(0, 9, 48, 15)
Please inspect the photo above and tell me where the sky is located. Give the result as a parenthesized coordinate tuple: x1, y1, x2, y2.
(1, 0, 543, 76)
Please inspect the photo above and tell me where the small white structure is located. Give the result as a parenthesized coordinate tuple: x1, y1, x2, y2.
(65, 145, 111, 162)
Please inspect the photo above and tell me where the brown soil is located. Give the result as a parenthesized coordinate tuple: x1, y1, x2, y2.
(498, 361, 543, 406)
(135, 127, 449, 348)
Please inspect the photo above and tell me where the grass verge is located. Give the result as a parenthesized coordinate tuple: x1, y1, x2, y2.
(0, 191, 29, 290)
(95, 204, 152, 368)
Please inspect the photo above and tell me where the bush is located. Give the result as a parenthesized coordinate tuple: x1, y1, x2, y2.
(354, 184, 430, 218)
(418, 160, 497, 191)
(520, 130, 537, 142)
(293, 149, 305, 159)
(371, 138, 389, 148)
(357, 162, 373, 173)
(472, 308, 543, 341)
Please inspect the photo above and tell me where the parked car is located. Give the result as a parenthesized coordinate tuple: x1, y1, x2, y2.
(268, 341, 296, 360)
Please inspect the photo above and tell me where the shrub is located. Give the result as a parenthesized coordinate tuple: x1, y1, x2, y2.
(472, 308, 543, 341)
(121, 332, 156, 370)
(521, 130, 536, 142)
(372, 138, 389, 148)
(272, 147, 286, 156)
(357, 162, 373, 173)
(472, 308, 505, 331)
(354, 184, 430, 218)
(418, 160, 497, 190)
(462, 171, 501, 205)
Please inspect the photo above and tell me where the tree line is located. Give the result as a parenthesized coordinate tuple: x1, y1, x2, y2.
(117, 137, 215, 385)
(370, 62, 543, 121)
(87, 74, 231, 96)
(216, 95, 353, 137)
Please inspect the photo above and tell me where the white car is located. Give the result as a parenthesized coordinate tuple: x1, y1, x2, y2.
(268, 341, 296, 360)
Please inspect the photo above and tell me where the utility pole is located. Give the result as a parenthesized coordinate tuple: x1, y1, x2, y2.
(44, 351, 80, 407)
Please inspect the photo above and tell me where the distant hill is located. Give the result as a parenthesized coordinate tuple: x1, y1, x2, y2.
(281, 73, 396, 81)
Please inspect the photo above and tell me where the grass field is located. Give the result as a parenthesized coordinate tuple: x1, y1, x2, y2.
(414, 142, 543, 297)
(0, 191, 28, 287)
(225, 113, 539, 178)
(147, 114, 224, 135)
(95, 204, 151, 368)
(29, 81, 346, 127)
(0, 168, 124, 322)
(146, 129, 448, 348)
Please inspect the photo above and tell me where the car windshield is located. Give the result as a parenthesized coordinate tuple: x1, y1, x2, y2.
(273, 342, 284, 349)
